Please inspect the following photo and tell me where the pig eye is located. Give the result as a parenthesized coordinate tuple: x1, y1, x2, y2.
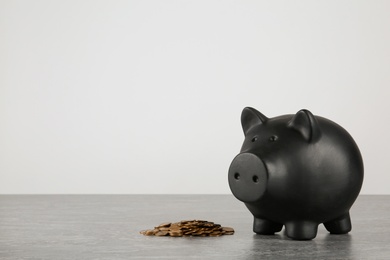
(269, 135, 278, 142)
(251, 136, 258, 142)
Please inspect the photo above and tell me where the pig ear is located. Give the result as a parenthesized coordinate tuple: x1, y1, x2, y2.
(241, 107, 268, 135)
(288, 109, 321, 142)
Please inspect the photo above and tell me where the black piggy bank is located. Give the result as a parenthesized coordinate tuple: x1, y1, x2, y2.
(228, 107, 363, 240)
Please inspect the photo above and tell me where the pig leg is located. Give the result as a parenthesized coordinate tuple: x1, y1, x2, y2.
(253, 217, 283, 235)
(324, 212, 352, 234)
(285, 221, 318, 240)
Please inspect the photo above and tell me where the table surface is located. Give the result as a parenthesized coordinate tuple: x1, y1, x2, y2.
(0, 195, 389, 259)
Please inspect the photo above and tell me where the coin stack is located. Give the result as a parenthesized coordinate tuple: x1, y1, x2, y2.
(140, 220, 234, 237)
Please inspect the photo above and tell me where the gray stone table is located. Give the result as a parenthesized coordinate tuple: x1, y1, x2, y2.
(0, 195, 389, 259)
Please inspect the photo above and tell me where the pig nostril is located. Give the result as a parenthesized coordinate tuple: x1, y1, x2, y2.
(269, 135, 278, 142)
(234, 173, 240, 180)
(252, 175, 259, 183)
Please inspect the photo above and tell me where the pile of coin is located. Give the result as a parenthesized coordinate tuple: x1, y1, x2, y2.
(140, 220, 234, 237)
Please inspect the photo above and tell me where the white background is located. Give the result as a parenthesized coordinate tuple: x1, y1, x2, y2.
(1, 0, 389, 194)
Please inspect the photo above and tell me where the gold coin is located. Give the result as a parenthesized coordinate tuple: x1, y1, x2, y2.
(180, 220, 194, 223)
(140, 220, 234, 237)
(158, 227, 170, 231)
(169, 230, 183, 237)
(169, 224, 181, 230)
(155, 231, 168, 236)
(222, 227, 234, 232)
(157, 222, 171, 228)
(144, 230, 155, 236)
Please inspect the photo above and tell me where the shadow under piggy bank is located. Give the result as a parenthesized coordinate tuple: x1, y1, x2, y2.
(245, 232, 352, 259)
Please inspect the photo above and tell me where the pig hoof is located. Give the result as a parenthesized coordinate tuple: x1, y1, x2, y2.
(285, 221, 318, 240)
(324, 212, 352, 234)
(253, 217, 283, 235)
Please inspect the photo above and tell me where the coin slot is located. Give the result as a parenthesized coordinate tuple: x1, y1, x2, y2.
(234, 173, 240, 180)
(252, 175, 259, 183)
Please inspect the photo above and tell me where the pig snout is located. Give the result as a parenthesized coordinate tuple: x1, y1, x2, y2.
(228, 153, 268, 203)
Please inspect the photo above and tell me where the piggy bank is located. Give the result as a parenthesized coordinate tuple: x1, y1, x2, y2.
(228, 107, 363, 240)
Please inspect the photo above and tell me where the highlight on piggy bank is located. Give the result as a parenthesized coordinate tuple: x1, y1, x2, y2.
(228, 107, 363, 240)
